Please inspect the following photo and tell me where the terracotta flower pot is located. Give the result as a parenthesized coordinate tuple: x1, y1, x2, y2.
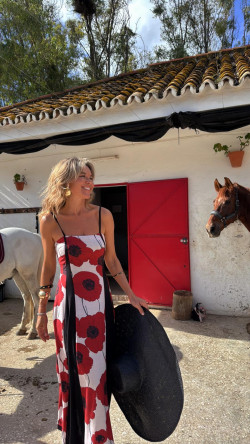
(15, 181, 25, 191)
(228, 150, 244, 167)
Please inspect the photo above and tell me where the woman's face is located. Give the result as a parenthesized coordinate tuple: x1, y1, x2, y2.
(69, 165, 94, 199)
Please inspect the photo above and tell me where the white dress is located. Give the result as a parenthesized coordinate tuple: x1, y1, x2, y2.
(53, 230, 114, 444)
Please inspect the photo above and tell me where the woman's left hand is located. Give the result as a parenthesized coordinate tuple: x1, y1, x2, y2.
(128, 292, 149, 315)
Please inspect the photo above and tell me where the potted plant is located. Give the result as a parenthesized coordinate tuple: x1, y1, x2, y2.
(213, 133, 250, 167)
(13, 173, 27, 191)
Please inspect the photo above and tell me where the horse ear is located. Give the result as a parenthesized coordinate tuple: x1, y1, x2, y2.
(214, 179, 222, 191)
(224, 177, 233, 189)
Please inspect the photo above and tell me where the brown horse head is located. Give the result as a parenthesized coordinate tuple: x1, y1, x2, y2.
(206, 177, 239, 237)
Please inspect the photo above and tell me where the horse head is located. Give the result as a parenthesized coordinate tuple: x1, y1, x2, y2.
(206, 177, 239, 238)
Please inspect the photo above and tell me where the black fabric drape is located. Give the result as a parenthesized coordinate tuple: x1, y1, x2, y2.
(170, 105, 250, 132)
(1, 104, 250, 155)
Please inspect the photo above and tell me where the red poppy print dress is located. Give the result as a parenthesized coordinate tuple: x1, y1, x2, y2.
(53, 228, 114, 444)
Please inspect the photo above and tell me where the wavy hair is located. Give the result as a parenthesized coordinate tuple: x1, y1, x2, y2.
(40, 157, 95, 217)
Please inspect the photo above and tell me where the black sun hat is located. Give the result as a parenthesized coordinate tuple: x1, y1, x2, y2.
(111, 304, 184, 442)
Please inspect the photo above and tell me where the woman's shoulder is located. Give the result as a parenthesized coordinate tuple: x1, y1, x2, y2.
(89, 204, 112, 218)
(39, 212, 56, 233)
(40, 211, 54, 224)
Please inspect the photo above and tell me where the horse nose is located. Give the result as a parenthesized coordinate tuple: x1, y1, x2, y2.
(209, 225, 216, 234)
(206, 224, 220, 238)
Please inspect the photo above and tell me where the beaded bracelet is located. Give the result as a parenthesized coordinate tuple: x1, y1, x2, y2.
(40, 284, 53, 289)
(112, 271, 124, 278)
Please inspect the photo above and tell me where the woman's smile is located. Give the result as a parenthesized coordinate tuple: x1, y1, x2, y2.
(69, 165, 94, 197)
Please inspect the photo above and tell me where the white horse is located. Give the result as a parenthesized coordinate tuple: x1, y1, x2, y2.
(0, 227, 43, 339)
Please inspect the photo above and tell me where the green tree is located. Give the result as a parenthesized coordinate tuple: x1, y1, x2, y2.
(189, 0, 236, 52)
(68, 0, 138, 81)
(151, 0, 194, 59)
(241, 0, 250, 45)
(151, 0, 237, 60)
(0, 0, 82, 105)
(214, 2, 237, 49)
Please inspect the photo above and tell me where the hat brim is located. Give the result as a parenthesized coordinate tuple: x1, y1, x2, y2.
(112, 304, 184, 442)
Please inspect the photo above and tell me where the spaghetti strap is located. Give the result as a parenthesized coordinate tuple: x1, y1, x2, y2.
(99, 206, 105, 244)
(99, 206, 102, 234)
(53, 213, 66, 238)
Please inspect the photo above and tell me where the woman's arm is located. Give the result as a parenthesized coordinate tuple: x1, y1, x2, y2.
(36, 214, 56, 342)
(103, 208, 148, 315)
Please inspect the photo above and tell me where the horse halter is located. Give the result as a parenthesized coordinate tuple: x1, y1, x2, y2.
(210, 188, 240, 228)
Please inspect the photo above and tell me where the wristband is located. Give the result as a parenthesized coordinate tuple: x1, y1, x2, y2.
(112, 271, 124, 278)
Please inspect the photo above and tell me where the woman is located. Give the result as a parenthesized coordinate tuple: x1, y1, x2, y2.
(36, 157, 148, 444)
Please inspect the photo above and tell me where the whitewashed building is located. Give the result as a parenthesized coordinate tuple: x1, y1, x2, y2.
(0, 45, 250, 315)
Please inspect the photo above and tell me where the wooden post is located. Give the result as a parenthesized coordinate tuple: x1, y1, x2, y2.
(172, 290, 193, 320)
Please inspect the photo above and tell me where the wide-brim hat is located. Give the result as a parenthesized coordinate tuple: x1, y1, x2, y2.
(111, 304, 184, 442)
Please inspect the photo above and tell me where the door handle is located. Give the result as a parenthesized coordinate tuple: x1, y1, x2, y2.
(180, 238, 188, 244)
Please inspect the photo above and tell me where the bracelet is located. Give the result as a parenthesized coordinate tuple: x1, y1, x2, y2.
(112, 271, 124, 278)
(37, 313, 47, 316)
(40, 284, 53, 289)
(38, 290, 51, 299)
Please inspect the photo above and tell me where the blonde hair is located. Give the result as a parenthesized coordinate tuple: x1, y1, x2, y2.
(40, 157, 95, 217)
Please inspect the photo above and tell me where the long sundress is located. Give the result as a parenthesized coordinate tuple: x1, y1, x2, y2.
(53, 209, 115, 444)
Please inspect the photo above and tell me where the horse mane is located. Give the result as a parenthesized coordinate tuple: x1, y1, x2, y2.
(216, 177, 250, 193)
(232, 182, 250, 194)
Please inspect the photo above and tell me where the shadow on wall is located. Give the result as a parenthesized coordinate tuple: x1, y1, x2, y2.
(0, 185, 30, 208)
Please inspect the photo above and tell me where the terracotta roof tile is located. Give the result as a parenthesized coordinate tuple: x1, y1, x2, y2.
(183, 58, 209, 91)
(0, 45, 249, 126)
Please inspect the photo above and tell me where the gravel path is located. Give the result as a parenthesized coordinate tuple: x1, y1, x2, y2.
(0, 299, 249, 444)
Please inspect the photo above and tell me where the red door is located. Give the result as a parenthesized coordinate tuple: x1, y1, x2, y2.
(127, 178, 190, 306)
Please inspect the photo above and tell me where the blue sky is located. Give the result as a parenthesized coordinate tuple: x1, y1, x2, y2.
(60, 0, 247, 52)
(234, 0, 245, 42)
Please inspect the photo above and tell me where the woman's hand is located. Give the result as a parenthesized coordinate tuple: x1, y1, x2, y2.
(36, 315, 50, 342)
(128, 292, 149, 315)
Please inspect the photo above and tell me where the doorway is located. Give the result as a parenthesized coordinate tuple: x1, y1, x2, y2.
(93, 185, 128, 295)
(94, 178, 190, 306)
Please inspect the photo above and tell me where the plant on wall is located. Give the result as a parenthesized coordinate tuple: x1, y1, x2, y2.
(13, 173, 27, 190)
(213, 133, 250, 155)
(213, 133, 250, 167)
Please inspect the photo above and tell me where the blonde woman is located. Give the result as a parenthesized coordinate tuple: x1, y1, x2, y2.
(36, 157, 148, 444)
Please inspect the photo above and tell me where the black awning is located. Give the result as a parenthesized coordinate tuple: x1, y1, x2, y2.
(1, 104, 250, 155)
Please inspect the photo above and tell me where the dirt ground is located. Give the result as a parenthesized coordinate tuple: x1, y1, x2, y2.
(0, 298, 249, 444)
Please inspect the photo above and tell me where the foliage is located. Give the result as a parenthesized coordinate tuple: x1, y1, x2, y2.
(237, 133, 250, 150)
(0, 0, 82, 105)
(0, 0, 140, 104)
(213, 133, 250, 156)
(241, 0, 250, 45)
(150, 0, 239, 60)
(68, 0, 138, 81)
(213, 143, 231, 156)
(151, 0, 194, 59)
(13, 173, 27, 183)
(0, 0, 248, 106)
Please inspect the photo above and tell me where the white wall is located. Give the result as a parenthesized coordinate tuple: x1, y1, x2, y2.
(1, 125, 250, 315)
